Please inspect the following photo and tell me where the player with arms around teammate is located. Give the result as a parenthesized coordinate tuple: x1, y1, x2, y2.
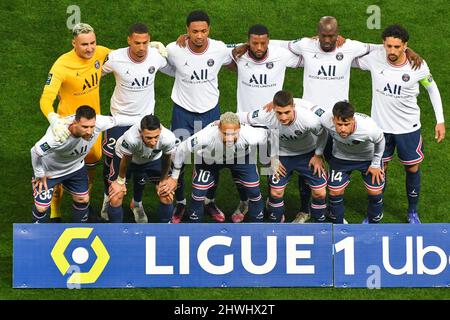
(39, 23, 111, 221)
(107, 115, 178, 223)
(159, 112, 269, 223)
(313, 101, 385, 224)
(100, 23, 170, 220)
(239, 90, 328, 223)
(354, 25, 445, 223)
(166, 10, 234, 223)
(31, 106, 118, 223)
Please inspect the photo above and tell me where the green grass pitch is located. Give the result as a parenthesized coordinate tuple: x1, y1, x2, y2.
(1, 0, 449, 300)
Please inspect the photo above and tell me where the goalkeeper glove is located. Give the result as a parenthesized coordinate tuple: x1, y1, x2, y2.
(149, 41, 168, 58)
(47, 112, 71, 142)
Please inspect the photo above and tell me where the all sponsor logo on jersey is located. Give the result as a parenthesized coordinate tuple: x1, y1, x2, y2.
(191, 69, 208, 80)
(336, 52, 344, 61)
(94, 60, 100, 69)
(249, 74, 267, 85)
(318, 65, 336, 77)
(45, 73, 53, 85)
(207, 59, 215, 67)
(384, 83, 402, 95)
(148, 66, 155, 74)
(83, 73, 99, 90)
(266, 62, 274, 69)
(132, 77, 151, 86)
(402, 73, 410, 82)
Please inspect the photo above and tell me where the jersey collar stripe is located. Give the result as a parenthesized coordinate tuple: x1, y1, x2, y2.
(127, 48, 147, 64)
(386, 56, 408, 68)
(187, 38, 210, 55)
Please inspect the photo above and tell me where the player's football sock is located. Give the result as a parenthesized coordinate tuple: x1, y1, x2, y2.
(108, 205, 123, 223)
(50, 183, 63, 219)
(310, 197, 326, 222)
(248, 193, 264, 222)
(32, 205, 49, 223)
(133, 200, 143, 207)
(236, 183, 249, 202)
(189, 190, 206, 222)
(367, 194, 384, 223)
(329, 195, 344, 223)
(267, 196, 284, 222)
(298, 176, 311, 213)
(204, 197, 214, 205)
(72, 201, 89, 223)
(406, 169, 420, 213)
(175, 171, 186, 202)
(176, 199, 186, 205)
(133, 177, 146, 203)
(157, 202, 173, 223)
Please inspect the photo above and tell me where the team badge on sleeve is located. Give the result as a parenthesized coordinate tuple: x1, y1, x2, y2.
(191, 137, 198, 148)
(40, 142, 51, 152)
(252, 110, 259, 118)
(121, 140, 130, 149)
(45, 73, 53, 85)
(428, 75, 433, 82)
(314, 107, 325, 117)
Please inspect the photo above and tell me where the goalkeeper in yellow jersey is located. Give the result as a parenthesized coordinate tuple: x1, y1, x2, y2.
(39, 23, 111, 221)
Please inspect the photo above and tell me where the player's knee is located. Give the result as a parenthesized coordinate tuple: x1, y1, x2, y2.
(35, 205, 49, 214)
(367, 189, 383, 196)
(405, 163, 419, 173)
(311, 187, 326, 200)
(159, 195, 172, 205)
(329, 189, 344, 197)
(270, 187, 284, 199)
(73, 195, 89, 204)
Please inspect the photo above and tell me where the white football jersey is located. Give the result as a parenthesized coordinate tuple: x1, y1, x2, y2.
(242, 98, 323, 156)
(235, 44, 301, 112)
(174, 122, 268, 168)
(312, 107, 385, 166)
(32, 115, 116, 178)
(288, 38, 371, 110)
(167, 39, 232, 113)
(355, 47, 432, 134)
(102, 47, 167, 126)
(115, 124, 178, 165)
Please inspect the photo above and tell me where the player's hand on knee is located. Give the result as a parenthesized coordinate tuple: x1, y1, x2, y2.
(109, 180, 127, 199)
(149, 41, 168, 58)
(33, 176, 48, 194)
(47, 112, 71, 142)
(366, 166, 384, 185)
(309, 154, 325, 177)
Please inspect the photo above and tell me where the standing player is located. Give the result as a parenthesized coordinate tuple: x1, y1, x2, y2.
(100, 23, 169, 220)
(354, 25, 445, 223)
(313, 101, 385, 224)
(159, 112, 269, 223)
(227, 24, 302, 221)
(31, 106, 117, 223)
(268, 16, 421, 223)
(166, 10, 234, 223)
(238, 90, 328, 223)
(39, 23, 111, 221)
(107, 115, 178, 223)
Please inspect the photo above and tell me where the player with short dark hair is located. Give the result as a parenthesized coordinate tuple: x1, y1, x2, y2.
(166, 10, 234, 223)
(107, 114, 179, 223)
(312, 101, 386, 224)
(239, 90, 328, 223)
(100, 22, 170, 220)
(354, 24, 445, 223)
(31, 106, 118, 223)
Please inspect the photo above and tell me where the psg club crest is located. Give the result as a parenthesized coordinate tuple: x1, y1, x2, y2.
(266, 62, 274, 69)
(207, 59, 215, 67)
(336, 52, 344, 61)
(94, 60, 100, 69)
(402, 73, 410, 82)
(148, 66, 155, 74)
